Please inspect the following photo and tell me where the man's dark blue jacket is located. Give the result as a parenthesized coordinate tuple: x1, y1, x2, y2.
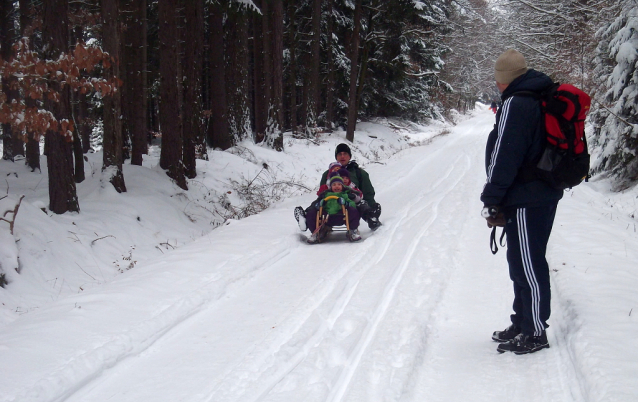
(481, 69, 563, 208)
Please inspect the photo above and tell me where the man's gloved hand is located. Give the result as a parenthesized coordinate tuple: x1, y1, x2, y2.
(482, 205, 505, 228)
(348, 192, 356, 200)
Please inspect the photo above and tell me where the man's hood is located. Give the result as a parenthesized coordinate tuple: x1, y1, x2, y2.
(502, 69, 553, 99)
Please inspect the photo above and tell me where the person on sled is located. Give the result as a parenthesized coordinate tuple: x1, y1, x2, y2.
(490, 100, 498, 114)
(305, 173, 362, 243)
(316, 162, 343, 194)
(295, 143, 381, 232)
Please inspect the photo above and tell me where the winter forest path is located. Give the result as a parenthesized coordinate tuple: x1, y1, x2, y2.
(0, 110, 593, 402)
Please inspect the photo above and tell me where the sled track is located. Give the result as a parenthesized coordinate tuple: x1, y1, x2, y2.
(324, 152, 472, 402)
(207, 145, 474, 401)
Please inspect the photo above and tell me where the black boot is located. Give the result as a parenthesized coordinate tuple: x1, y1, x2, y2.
(497, 332, 549, 355)
(492, 324, 521, 343)
(294, 206, 307, 231)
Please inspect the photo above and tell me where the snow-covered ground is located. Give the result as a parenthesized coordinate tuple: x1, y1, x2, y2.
(1, 107, 637, 402)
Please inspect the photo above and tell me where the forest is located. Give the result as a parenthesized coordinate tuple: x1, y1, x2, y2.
(0, 0, 635, 214)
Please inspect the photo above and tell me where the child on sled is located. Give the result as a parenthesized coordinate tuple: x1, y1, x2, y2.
(305, 174, 362, 243)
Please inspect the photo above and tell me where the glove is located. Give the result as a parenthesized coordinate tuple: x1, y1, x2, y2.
(482, 205, 505, 228)
(338, 197, 346, 205)
(486, 213, 506, 228)
(481, 205, 499, 219)
(348, 192, 356, 200)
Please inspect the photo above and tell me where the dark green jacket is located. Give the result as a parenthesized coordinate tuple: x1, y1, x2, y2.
(320, 161, 377, 206)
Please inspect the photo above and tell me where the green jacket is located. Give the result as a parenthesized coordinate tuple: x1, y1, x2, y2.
(320, 161, 377, 206)
(320, 191, 356, 215)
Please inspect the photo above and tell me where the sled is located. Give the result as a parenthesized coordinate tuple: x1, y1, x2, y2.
(307, 196, 359, 244)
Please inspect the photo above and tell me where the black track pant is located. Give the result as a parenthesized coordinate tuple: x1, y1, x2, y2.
(504, 203, 557, 337)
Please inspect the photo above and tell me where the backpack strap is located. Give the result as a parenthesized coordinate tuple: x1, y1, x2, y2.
(507, 89, 546, 183)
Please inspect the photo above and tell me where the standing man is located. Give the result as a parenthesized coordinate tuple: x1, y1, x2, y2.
(481, 49, 563, 355)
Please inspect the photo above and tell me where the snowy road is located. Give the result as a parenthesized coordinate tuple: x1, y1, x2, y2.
(4, 110, 635, 401)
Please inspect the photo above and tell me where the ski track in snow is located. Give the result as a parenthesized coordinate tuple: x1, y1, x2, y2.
(2, 110, 611, 402)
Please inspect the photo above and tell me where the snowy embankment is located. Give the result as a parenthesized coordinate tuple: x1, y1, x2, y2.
(1, 107, 637, 402)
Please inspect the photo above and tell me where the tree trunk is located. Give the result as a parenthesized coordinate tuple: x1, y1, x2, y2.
(252, 1, 266, 143)
(286, 0, 297, 134)
(43, 0, 79, 213)
(207, 2, 231, 150)
(100, 0, 126, 192)
(119, 0, 131, 161)
(158, 0, 187, 189)
(1, 0, 22, 161)
(355, 13, 372, 112)
(19, 0, 40, 171)
(122, 0, 148, 165)
(307, 0, 321, 130)
(76, 91, 91, 153)
(325, 0, 335, 131)
(261, 0, 273, 141)
(182, 0, 203, 178)
(226, 6, 251, 143)
(68, 13, 85, 182)
(346, 0, 362, 142)
(267, 0, 284, 151)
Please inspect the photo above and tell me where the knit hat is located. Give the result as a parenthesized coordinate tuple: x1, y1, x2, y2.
(494, 49, 528, 85)
(328, 161, 342, 172)
(337, 168, 350, 180)
(335, 143, 352, 159)
(328, 173, 344, 188)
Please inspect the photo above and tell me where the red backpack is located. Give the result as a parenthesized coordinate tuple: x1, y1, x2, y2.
(515, 83, 591, 189)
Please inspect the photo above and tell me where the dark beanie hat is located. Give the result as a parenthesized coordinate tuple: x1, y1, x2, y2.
(335, 143, 352, 159)
(337, 168, 350, 179)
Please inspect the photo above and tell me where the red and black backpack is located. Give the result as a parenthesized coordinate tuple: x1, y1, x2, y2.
(515, 83, 591, 190)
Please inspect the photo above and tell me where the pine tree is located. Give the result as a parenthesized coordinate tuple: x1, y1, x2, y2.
(100, 0, 126, 192)
(207, 1, 231, 150)
(182, 0, 204, 178)
(121, 0, 148, 166)
(42, 0, 79, 213)
(590, 0, 638, 189)
(158, 0, 187, 190)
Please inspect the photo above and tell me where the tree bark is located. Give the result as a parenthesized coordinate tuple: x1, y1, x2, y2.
(325, 0, 335, 131)
(1, 0, 22, 161)
(346, 0, 362, 142)
(267, 0, 284, 151)
(252, 1, 266, 143)
(286, 0, 297, 134)
(122, 0, 148, 165)
(226, 5, 251, 143)
(43, 0, 79, 213)
(207, 2, 231, 150)
(158, 0, 187, 189)
(100, 0, 126, 192)
(182, 0, 203, 178)
(307, 0, 321, 130)
(261, 0, 273, 141)
(19, 0, 40, 171)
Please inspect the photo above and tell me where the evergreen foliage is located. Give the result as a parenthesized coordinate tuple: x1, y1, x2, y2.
(590, 0, 638, 189)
